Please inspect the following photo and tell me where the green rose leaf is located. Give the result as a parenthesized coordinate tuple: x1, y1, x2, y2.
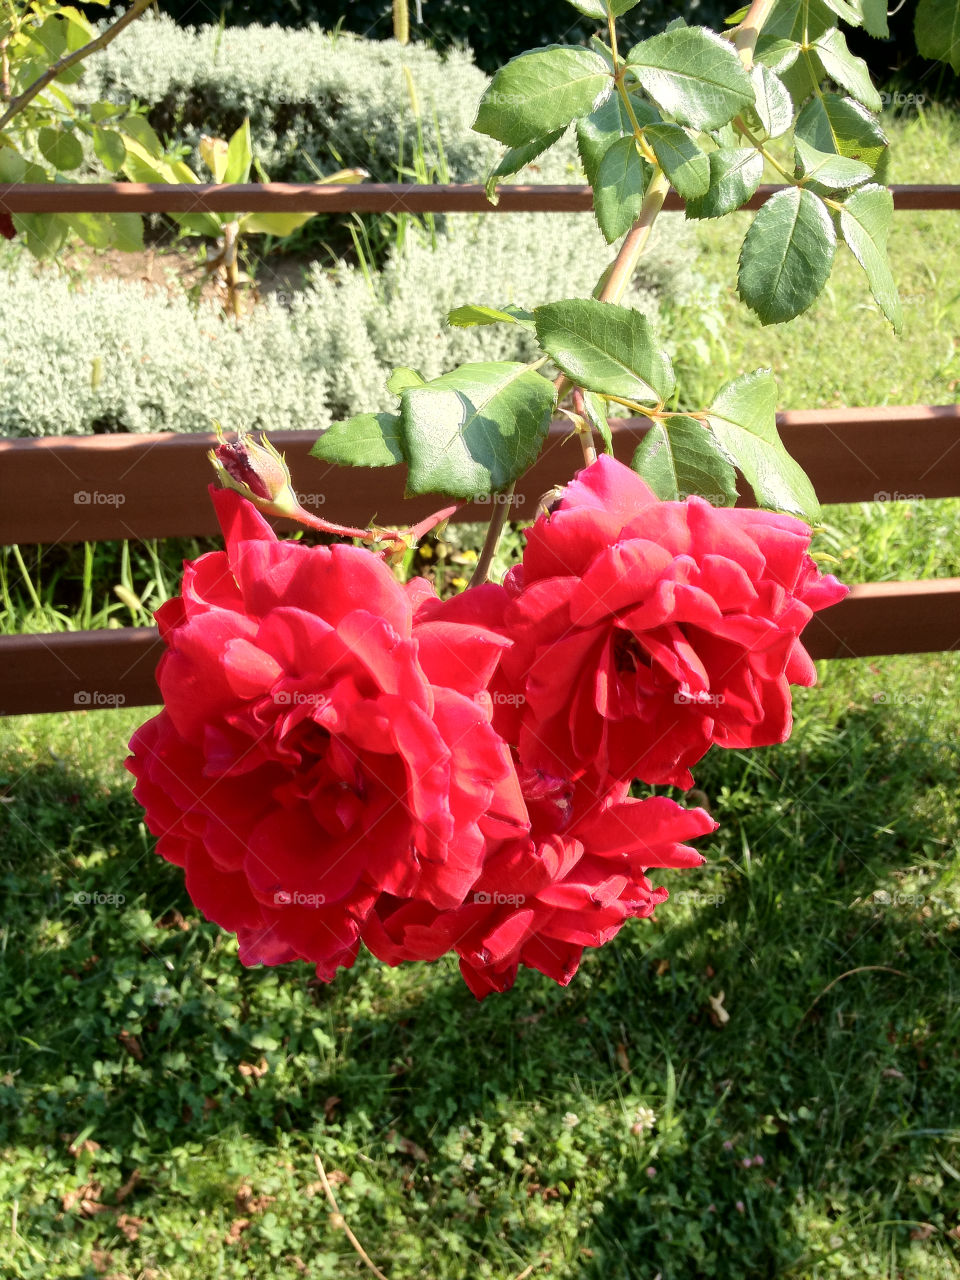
(644, 122, 710, 199)
(794, 94, 888, 171)
(239, 211, 316, 237)
(812, 28, 882, 112)
(38, 127, 83, 172)
(749, 63, 794, 138)
(820, 0, 865, 23)
(915, 0, 960, 71)
(387, 367, 425, 396)
(576, 91, 658, 187)
(706, 368, 820, 518)
(311, 412, 404, 469)
(582, 390, 614, 454)
(754, 35, 802, 73)
(794, 136, 872, 188)
(484, 130, 566, 203)
(399, 362, 557, 498)
(838, 183, 902, 333)
(223, 118, 253, 185)
(447, 304, 536, 330)
(738, 186, 836, 325)
(593, 135, 650, 243)
(109, 212, 144, 253)
(626, 26, 755, 130)
(474, 46, 613, 148)
(631, 415, 739, 504)
(685, 146, 763, 219)
(535, 298, 675, 404)
(92, 126, 126, 173)
(861, 0, 888, 37)
(762, 0, 835, 43)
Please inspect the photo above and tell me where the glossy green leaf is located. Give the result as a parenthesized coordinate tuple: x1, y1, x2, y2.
(762, 0, 835, 42)
(92, 126, 126, 173)
(749, 63, 794, 138)
(644, 122, 710, 198)
(812, 28, 882, 111)
(915, 0, 960, 72)
(576, 91, 657, 187)
(738, 186, 836, 324)
(240, 211, 316, 237)
(109, 212, 144, 253)
(474, 47, 613, 148)
(706, 369, 820, 518)
(631, 415, 739, 504)
(387, 367, 425, 395)
(861, 0, 888, 36)
(122, 116, 164, 158)
(447, 304, 536, 330)
(794, 94, 888, 170)
(838, 183, 902, 332)
(484, 130, 566, 202)
(535, 298, 675, 404)
(794, 136, 872, 188)
(224, 119, 253, 185)
(311, 412, 404, 469)
(820, 0, 865, 23)
(38, 127, 83, 171)
(13, 212, 71, 260)
(399, 362, 557, 498)
(582, 390, 614, 454)
(593, 135, 650, 242)
(626, 26, 755, 130)
(754, 35, 802, 73)
(685, 146, 763, 219)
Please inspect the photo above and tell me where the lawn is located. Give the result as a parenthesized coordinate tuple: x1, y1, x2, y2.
(2, 104, 960, 1280)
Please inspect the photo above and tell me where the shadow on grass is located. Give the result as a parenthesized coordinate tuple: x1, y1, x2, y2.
(1, 696, 958, 1278)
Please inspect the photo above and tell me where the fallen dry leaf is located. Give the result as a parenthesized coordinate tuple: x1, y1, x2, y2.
(114, 1170, 141, 1204)
(117, 1214, 145, 1242)
(238, 1057, 269, 1080)
(708, 991, 730, 1027)
(387, 1130, 428, 1162)
(62, 1181, 109, 1217)
(323, 1095, 341, 1121)
(615, 1042, 631, 1073)
(235, 1184, 277, 1215)
(225, 1217, 251, 1245)
(117, 1030, 144, 1062)
(63, 1133, 101, 1158)
(910, 1223, 936, 1241)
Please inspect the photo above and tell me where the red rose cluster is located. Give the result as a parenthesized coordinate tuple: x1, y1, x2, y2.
(127, 456, 846, 997)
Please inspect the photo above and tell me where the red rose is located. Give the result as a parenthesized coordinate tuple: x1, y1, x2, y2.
(499, 456, 847, 788)
(363, 771, 716, 998)
(127, 488, 528, 979)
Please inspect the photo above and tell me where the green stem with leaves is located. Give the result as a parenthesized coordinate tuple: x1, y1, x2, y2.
(0, 0, 153, 132)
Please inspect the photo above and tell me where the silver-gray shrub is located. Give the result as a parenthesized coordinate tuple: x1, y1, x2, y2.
(0, 208, 698, 437)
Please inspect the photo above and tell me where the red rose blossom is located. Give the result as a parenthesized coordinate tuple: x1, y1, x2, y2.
(362, 771, 716, 998)
(127, 487, 528, 979)
(497, 455, 847, 789)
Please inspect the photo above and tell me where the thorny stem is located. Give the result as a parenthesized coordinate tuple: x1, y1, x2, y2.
(0, 0, 153, 132)
(571, 389, 598, 466)
(469, 483, 515, 587)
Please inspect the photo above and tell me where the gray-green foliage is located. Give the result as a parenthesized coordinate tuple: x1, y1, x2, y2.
(0, 209, 695, 437)
(77, 14, 505, 183)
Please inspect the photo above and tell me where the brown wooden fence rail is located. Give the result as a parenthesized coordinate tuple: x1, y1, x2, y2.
(1, 183, 959, 714)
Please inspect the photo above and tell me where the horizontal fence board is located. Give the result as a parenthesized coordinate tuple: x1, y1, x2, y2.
(2, 405, 958, 546)
(2, 579, 958, 715)
(0, 182, 958, 215)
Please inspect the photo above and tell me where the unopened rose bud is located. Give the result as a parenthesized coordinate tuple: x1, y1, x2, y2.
(208, 428, 303, 519)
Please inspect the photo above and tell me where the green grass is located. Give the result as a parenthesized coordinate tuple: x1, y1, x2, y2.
(667, 106, 960, 411)
(2, 651, 959, 1280)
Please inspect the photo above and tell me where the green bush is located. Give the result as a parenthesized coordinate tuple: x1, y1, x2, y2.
(0, 208, 700, 437)
(135, 0, 730, 71)
(78, 14, 504, 184)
